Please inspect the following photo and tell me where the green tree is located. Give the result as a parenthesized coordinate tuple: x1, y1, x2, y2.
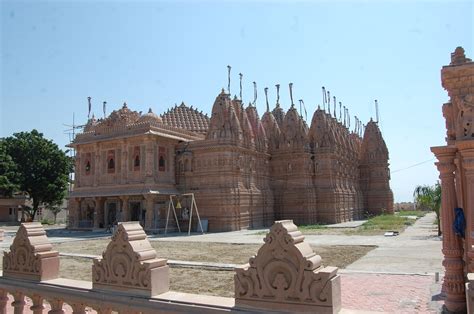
(48, 204, 63, 224)
(413, 182, 442, 236)
(2, 130, 72, 220)
(0, 141, 19, 197)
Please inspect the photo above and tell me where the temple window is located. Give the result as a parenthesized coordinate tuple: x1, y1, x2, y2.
(85, 153, 92, 175)
(107, 150, 115, 173)
(133, 146, 140, 171)
(159, 146, 166, 171)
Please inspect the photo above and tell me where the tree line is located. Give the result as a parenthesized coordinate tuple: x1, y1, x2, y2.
(0, 130, 72, 221)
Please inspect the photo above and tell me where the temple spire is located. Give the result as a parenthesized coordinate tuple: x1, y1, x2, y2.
(227, 65, 231, 94)
(333, 96, 336, 118)
(264, 87, 269, 112)
(103, 101, 107, 118)
(289, 83, 294, 108)
(239, 73, 243, 100)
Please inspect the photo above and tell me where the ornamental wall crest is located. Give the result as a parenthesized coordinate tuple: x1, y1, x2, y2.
(92, 222, 169, 296)
(234, 220, 341, 313)
(3, 222, 59, 281)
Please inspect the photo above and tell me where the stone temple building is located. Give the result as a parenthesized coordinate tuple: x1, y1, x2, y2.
(68, 89, 393, 232)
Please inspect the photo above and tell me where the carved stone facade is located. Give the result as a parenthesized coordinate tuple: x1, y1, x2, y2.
(235, 220, 341, 313)
(69, 86, 393, 232)
(433, 47, 474, 312)
(3, 223, 59, 281)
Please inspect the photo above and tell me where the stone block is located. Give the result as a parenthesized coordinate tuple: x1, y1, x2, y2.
(92, 222, 169, 297)
(234, 220, 341, 313)
(3, 222, 59, 281)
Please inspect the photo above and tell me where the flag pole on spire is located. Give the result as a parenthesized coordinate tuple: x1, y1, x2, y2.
(276, 84, 280, 107)
(227, 65, 231, 94)
(289, 83, 294, 108)
(239, 73, 243, 100)
(264, 87, 269, 112)
(87, 96, 92, 119)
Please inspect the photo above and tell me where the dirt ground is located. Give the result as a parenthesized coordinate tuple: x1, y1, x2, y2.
(45, 240, 374, 297)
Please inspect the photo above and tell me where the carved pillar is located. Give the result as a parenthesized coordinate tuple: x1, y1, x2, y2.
(48, 299, 65, 314)
(121, 140, 128, 184)
(145, 139, 154, 183)
(144, 194, 154, 230)
(120, 196, 129, 222)
(0, 289, 8, 313)
(30, 295, 45, 314)
(75, 198, 82, 229)
(458, 142, 474, 272)
(71, 303, 86, 314)
(98, 308, 112, 314)
(432, 146, 466, 312)
(12, 292, 25, 314)
(75, 152, 81, 187)
(93, 144, 101, 187)
(94, 197, 105, 229)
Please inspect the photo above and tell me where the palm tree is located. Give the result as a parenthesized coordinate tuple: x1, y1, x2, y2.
(413, 182, 441, 236)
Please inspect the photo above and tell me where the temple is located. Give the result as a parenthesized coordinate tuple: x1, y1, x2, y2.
(67, 87, 393, 232)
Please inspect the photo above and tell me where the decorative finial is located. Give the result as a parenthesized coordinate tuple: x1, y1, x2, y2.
(275, 84, 280, 107)
(227, 65, 231, 94)
(333, 96, 336, 118)
(239, 73, 243, 100)
(103, 101, 107, 118)
(148, 108, 153, 113)
(322, 87, 326, 112)
(264, 87, 269, 112)
(451, 46, 472, 65)
(289, 83, 294, 108)
(123, 102, 127, 109)
(87, 96, 92, 119)
(253, 81, 257, 106)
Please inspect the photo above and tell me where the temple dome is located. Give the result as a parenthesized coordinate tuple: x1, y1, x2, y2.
(137, 108, 163, 124)
(161, 102, 209, 134)
(96, 102, 140, 129)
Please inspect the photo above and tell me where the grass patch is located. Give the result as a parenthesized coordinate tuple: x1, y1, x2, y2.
(348, 214, 414, 235)
(298, 224, 328, 231)
(396, 210, 427, 218)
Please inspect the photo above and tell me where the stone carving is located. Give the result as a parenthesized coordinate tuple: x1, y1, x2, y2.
(92, 222, 169, 296)
(455, 94, 474, 139)
(234, 220, 341, 313)
(3, 223, 59, 281)
(450, 46, 472, 66)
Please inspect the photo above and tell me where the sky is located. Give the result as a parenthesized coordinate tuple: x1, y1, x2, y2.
(1, 0, 473, 202)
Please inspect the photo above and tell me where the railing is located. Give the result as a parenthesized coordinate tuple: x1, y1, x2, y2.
(0, 221, 341, 313)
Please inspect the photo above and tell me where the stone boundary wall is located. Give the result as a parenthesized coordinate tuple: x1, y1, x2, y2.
(0, 221, 341, 313)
